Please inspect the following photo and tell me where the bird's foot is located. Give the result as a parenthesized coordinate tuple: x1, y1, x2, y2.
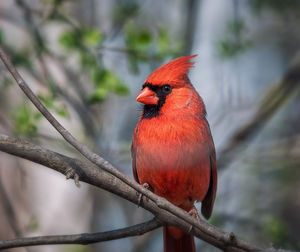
(187, 206, 200, 234)
(137, 183, 151, 207)
(65, 167, 80, 188)
(188, 206, 200, 221)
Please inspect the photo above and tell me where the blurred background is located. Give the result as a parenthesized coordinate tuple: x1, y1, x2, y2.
(0, 0, 300, 251)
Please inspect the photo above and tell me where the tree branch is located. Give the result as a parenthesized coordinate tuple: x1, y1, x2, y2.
(0, 47, 297, 252)
(0, 218, 161, 250)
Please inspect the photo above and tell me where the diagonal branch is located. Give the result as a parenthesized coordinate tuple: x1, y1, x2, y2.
(0, 218, 162, 250)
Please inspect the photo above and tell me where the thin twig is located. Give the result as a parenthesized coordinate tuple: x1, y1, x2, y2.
(0, 218, 162, 249)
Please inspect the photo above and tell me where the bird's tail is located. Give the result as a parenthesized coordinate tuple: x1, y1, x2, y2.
(163, 226, 195, 252)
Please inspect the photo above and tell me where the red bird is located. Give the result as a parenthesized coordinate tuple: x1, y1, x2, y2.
(131, 55, 217, 252)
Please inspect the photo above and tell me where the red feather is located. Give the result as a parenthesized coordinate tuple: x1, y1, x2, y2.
(145, 55, 197, 87)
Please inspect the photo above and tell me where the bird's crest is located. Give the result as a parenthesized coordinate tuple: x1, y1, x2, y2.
(145, 55, 197, 86)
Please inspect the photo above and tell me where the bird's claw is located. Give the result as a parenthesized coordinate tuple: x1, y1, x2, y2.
(188, 206, 200, 221)
(65, 167, 81, 188)
(137, 183, 151, 207)
(187, 206, 200, 234)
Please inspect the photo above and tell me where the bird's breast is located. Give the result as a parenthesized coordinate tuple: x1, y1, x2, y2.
(134, 116, 211, 208)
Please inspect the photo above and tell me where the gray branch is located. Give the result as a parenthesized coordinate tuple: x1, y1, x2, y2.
(0, 217, 161, 250)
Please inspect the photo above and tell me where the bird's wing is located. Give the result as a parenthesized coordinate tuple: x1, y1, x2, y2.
(201, 120, 218, 219)
(131, 139, 140, 183)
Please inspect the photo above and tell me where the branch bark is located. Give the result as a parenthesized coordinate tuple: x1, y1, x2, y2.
(0, 47, 297, 252)
(0, 218, 161, 250)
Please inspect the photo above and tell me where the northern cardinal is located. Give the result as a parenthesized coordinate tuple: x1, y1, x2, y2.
(131, 55, 217, 252)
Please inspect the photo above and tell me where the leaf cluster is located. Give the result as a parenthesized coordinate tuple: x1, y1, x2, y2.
(59, 26, 129, 103)
(124, 21, 183, 72)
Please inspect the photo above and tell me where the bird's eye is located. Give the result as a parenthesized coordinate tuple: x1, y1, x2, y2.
(162, 85, 172, 94)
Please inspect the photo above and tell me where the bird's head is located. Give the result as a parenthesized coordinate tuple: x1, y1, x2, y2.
(136, 55, 206, 119)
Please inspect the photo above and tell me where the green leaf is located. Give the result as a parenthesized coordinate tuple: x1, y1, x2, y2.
(91, 69, 116, 88)
(34, 112, 43, 120)
(114, 83, 129, 95)
(60, 27, 102, 51)
(125, 22, 152, 50)
(137, 30, 152, 45)
(88, 69, 129, 103)
(38, 93, 69, 117)
(124, 23, 184, 72)
(124, 21, 155, 72)
(80, 52, 98, 69)
(157, 29, 182, 58)
(59, 30, 80, 49)
(82, 28, 103, 48)
(55, 106, 69, 118)
(157, 29, 169, 55)
(14, 104, 38, 136)
(90, 69, 104, 87)
(87, 87, 108, 103)
(11, 49, 32, 69)
(38, 94, 55, 109)
(100, 69, 120, 88)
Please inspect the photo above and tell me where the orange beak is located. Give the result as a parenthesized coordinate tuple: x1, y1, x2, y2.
(136, 87, 159, 105)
